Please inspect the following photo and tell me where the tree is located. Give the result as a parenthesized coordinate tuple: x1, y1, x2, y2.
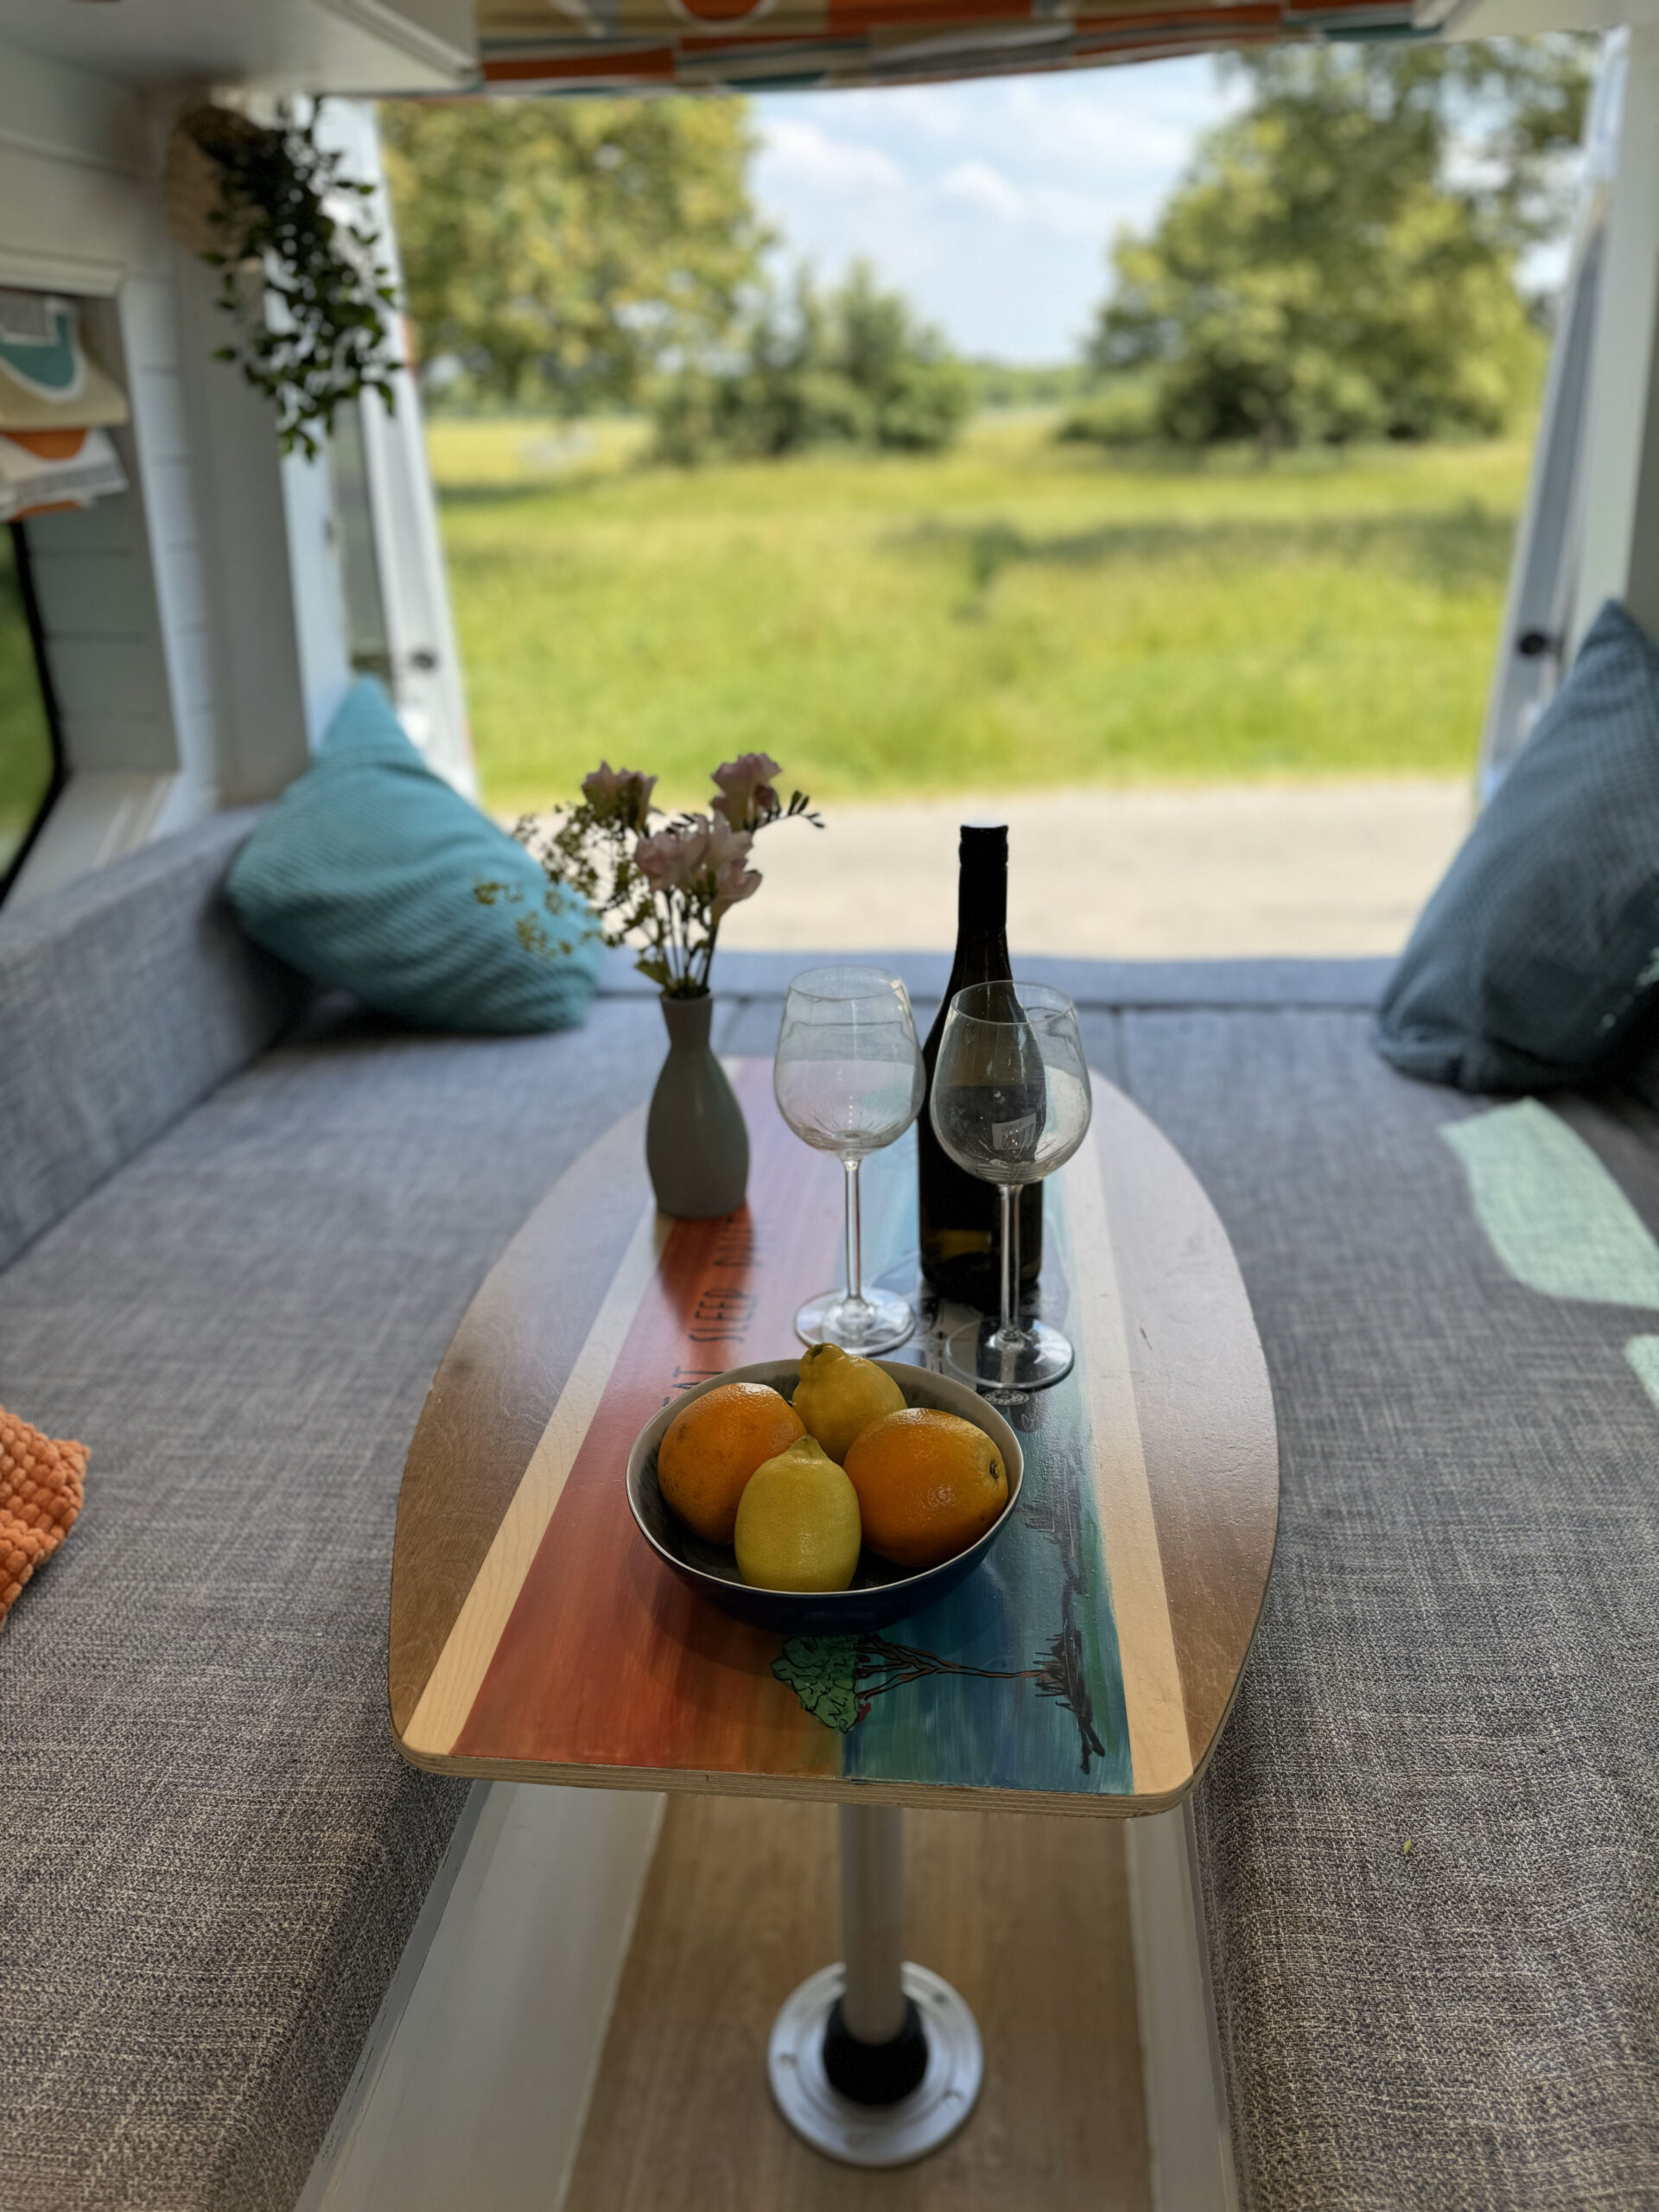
(379, 99, 768, 411)
(652, 260, 972, 461)
(1086, 39, 1594, 448)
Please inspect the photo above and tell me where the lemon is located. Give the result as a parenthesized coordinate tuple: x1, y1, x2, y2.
(734, 1436, 862, 1592)
(792, 1344, 906, 1465)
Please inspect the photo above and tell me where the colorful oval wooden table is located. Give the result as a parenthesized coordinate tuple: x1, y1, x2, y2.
(390, 1058, 1278, 2165)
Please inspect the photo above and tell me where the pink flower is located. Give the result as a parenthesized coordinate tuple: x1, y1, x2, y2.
(705, 815, 752, 872)
(582, 760, 657, 830)
(706, 816, 761, 917)
(633, 818, 709, 892)
(712, 855, 762, 919)
(710, 753, 782, 830)
(635, 814, 760, 918)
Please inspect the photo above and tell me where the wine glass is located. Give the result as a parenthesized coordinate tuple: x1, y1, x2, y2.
(930, 981, 1093, 1390)
(774, 966, 925, 1354)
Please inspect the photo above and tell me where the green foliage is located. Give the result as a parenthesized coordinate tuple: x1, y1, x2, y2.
(182, 103, 398, 460)
(966, 360, 1094, 410)
(1056, 378, 1160, 448)
(425, 411, 1528, 808)
(652, 261, 972, 463)
(1090, 39, 1592, 448)
(379, 99, 767, 412)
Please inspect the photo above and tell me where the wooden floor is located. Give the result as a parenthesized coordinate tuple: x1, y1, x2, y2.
(564, 1794, 1152, 2212)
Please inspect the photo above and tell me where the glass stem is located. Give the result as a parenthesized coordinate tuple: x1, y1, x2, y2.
(1000, 1182, 1020, 1339)
(844, 1155, 864, 1306)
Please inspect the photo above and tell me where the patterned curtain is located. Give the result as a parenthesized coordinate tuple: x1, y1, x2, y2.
(474, 0, 1424, 96)
(0, 293, 128, 524)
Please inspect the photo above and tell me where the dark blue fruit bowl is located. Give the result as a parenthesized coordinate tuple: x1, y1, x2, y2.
(625, 1357, 1023, 1635)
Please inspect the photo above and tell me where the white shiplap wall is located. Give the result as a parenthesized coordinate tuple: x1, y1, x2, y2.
(0, 50, 213, 898)
(0, 41, 352, 901)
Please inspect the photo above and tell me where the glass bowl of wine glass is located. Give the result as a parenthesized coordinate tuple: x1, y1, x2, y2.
(930, 981, 1093, 1391)
(773, 966, 925, 1356)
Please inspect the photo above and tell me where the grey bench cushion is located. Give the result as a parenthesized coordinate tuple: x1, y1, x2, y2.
(9, 909, 1657, 2212)
(1124, 1008, 1659, 2210)
(0, 812, 307, 1272)
(0, 996, 664, 2212)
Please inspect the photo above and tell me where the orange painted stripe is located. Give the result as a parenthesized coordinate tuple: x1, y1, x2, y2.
(454, 1061, 849, 1781)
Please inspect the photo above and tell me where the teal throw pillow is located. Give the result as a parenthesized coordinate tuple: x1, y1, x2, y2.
(226, 680, 601, 1033)
(1376, 601, 1659, 1091)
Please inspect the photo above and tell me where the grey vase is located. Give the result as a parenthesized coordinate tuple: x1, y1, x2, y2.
(646, 992, 749, 1218)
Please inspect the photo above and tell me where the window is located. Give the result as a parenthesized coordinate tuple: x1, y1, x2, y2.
(0, 524, 63, 900)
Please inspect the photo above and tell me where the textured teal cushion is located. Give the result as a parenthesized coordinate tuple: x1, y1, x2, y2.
(226, 681, 601, 1033)
(1376, 601, 1659, 1092)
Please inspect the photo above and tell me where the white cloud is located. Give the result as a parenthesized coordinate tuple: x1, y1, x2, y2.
(753, 60, 1236, 361)
(937, 160, 1026, 221)
(1024, 182, 1119, 239)
(759, 118, 906, 197)
(830, 86, 972, 140)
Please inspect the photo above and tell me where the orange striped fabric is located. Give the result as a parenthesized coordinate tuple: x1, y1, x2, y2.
(474, 0, 1421, 96)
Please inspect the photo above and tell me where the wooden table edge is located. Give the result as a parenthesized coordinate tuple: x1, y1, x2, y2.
(390, 1728, 1250, 1821)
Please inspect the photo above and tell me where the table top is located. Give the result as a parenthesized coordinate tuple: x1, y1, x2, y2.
(389, 1058, 1278, 1815)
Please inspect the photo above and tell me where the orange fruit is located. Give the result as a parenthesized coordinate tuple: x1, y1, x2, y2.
(658, 1382, 805, 1544)
(842, 1408, 1008, 1571)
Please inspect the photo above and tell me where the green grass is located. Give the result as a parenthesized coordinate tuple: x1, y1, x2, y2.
(426, 410, 1528, 817)
(0, 535, 55, 877)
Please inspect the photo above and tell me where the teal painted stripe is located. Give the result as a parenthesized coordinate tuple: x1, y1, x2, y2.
(839, 1173, 1134, 1796)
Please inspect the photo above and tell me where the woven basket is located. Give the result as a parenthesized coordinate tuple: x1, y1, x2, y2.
(163, 105, 274, 263)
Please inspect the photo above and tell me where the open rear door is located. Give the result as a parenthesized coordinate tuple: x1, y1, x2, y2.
(1476, 32, 1626, 798)
(319, 100, 476, 799)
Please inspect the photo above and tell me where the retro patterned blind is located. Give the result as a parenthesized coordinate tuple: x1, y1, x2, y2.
(0, 293, 128, 525)
(475, 0, 1422, 96)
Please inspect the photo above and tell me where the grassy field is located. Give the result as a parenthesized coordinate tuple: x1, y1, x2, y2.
(425, 411, 1527, 817)
(0, 534, 56, 877)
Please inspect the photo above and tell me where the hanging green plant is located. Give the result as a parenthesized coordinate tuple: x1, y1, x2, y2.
(164, 100, 399, 461)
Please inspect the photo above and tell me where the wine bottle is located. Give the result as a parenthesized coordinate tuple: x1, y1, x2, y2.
(918, 823, 1041, 1307)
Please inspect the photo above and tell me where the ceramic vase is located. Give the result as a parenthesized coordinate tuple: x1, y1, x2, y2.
(646, 993, 749, 1218)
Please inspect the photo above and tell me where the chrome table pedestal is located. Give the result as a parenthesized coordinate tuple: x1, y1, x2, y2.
(767, 1803, 983, 2167)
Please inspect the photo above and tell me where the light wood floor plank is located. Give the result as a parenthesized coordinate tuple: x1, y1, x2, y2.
(566, 1795, 1152, 2212)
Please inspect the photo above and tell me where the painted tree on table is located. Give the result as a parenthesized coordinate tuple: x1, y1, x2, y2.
(773, 1635, 1039, 1736)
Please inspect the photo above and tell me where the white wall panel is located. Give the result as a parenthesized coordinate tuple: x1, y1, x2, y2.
(1574, 27, 1659, 646)
(1, 44, 223, 895)
(26, 545, 152, 638)
(0, 41, 463, 895)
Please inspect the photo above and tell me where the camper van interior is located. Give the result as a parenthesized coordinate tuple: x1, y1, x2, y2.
(2, 2, 1657, 2209)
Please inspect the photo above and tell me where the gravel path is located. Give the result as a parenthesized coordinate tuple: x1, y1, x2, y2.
(718, 779, 1471, 959)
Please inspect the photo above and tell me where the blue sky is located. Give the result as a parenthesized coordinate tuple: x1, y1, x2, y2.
(752, 60, 1243, 365)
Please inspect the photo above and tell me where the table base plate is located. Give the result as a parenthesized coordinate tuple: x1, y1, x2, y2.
(767, 1961, 982, 2167)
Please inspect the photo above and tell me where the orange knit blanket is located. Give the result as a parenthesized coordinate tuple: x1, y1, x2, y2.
(0, 1407, 86, 1630)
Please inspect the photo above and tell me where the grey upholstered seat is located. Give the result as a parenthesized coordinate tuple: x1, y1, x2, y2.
(3, 823, 1656, 2209)
(0, 823, 667, 2211)
(1131, 1010, 1659, 2212)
